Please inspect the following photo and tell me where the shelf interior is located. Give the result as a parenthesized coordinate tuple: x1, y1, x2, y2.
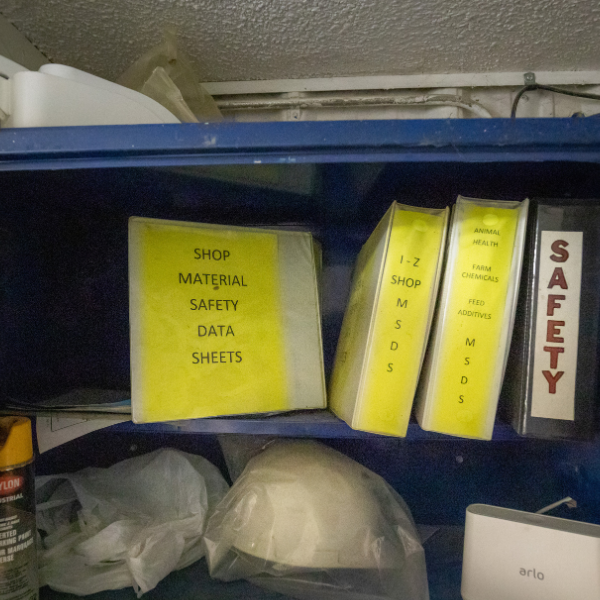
(4, 125, 600, 600)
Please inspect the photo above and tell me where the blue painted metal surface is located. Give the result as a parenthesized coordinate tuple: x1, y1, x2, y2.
(2, 118, 600, 170)
(108, 411, 525, 440)
(6, 118, 598, 600)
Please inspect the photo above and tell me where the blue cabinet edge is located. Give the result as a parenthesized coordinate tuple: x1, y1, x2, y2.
(105, 411, 528, 441)
(2, 118, 600, 170)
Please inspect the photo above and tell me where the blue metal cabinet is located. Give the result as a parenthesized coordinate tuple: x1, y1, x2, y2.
(2, 119, 600, 600)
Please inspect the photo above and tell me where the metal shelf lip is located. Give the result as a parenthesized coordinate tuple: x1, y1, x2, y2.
(107, 411, 526, 441)
(2, 119, 600, 171)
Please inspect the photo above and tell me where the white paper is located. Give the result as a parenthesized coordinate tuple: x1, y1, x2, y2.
(531, 231, 583, 420)
(36, 416, 130, 453)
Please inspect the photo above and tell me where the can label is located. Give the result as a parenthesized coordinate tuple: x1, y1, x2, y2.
(0, 477, 24, 496)
(0, 464, 37, 600)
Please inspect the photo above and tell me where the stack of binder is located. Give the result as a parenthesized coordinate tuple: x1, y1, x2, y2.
(128, 196, 600, 441)
(330, 196, 529, 440)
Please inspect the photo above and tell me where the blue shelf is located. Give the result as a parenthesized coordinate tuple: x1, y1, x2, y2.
(2, 118, 600, 171)
(5, 118, 600, 600)
(107, 410, 524, 441)
(4, 119, 600, 443)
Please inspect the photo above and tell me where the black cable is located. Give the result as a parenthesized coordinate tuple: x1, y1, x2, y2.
(511, 84, 600, 118)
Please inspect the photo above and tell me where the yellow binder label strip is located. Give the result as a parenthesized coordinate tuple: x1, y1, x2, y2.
(132, 220, 286, 422)
(428, 204, 519, 438)
(359, 208, 446, 436)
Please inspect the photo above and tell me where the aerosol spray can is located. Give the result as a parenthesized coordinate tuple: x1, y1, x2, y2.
(0, 417, 37, 600)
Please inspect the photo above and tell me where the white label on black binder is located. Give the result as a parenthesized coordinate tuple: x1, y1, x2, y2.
(531, 231, 582, 420)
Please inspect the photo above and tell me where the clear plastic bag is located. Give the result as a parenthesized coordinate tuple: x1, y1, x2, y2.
(139, 67, 198, 123)
(117, 29, 222, 123)
(36, 448, 229, 596)
(217, 434, 276, 482)
(205, 439, 429, 600)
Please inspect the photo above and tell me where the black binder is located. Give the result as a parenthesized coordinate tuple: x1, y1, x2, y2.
(505, 202, 600, 440)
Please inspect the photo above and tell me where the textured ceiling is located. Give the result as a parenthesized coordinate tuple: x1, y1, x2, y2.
(2, 0, 599, 83)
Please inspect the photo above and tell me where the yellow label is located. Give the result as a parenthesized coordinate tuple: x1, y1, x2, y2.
(131, 220, 287, 422)
(358, 208, 446, 436)
(427, 204, 519, 438)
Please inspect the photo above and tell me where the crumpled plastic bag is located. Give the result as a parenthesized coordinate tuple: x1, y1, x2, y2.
(204, 439, 429, 600)
(139, 67, 198, 123)
(117, 29, 222, 123)
(218, 433, 275, 483)
(36, 448, 229, 597)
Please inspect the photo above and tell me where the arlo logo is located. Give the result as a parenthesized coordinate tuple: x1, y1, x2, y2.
(520, 568, 545, 580)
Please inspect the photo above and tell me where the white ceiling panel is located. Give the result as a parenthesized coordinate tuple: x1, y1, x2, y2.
(2, 0, 598, 83)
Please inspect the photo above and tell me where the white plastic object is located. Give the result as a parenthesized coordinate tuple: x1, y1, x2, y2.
(230, 444, 386, 569)
(0, 56, 180, 127)
(205, 439, 429, 600)
(0, 54, 28, 78)
(39, 64, 181, 120)
(462, 504, 600, 600)
(36, 449, 229, 597)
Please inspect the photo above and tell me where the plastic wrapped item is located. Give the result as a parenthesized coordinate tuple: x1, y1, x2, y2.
(36, 448, 229, 597)
(117, 29, 222, 123)
(139, 67, 197, 123)
(217, 434, 275, 482)
(205, 440, 429, 600)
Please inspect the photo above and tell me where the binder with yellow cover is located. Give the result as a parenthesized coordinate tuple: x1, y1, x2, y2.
(129, 217, 326, 423)
(329, 202, 449, 436)
(415, 196, 529, 440)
